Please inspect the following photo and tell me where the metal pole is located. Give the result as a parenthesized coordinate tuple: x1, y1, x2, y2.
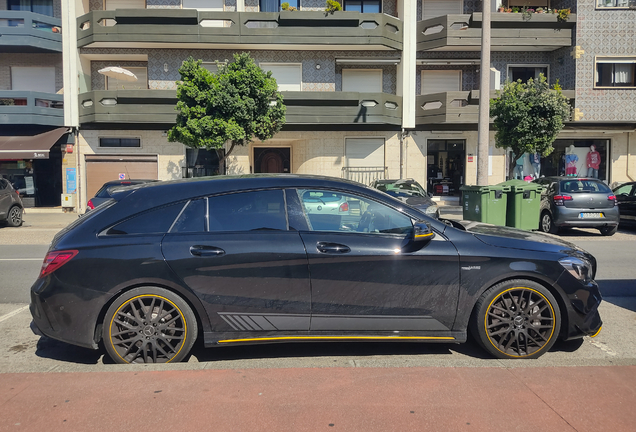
(477, 0, 491, 186)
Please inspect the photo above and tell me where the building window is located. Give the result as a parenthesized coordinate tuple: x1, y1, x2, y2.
(8, 0, 54, 16)
(260, 0, 299, 12)
(99, 138, 141, 148)
(508, 65, 549, 83)
(259, 63, 302, 91)
(343, 0, 381, 12)
(104, 67, 148, 90)
(595, 58, 636, 88)
(596, 0, 634, 8)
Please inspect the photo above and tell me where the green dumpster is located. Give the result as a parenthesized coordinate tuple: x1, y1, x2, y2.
(459, 184, 510, 226)
(499, 179, 544, 231)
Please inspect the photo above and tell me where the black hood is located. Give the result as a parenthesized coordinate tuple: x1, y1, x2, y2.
(454, 220, 588, 254)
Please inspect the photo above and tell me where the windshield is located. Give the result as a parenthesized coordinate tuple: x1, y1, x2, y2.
(377, 180, 427, 197)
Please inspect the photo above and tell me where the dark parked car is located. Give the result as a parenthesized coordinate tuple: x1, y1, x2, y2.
(371, 179, 439, 219)
(612, 181, 636, 227)
(86, 179, 158, 211)
(30, 175, 602, 364)
(533, 177, 619, 236)
(0, 178, 23, 227)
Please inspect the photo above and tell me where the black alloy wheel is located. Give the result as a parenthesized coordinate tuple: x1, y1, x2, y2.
(471, 280, 561, 359)
(540, 211, 558, 234)
(103, 287, 197, 364)
(599, 225, 617, 236)
(6, 206, 22, 227)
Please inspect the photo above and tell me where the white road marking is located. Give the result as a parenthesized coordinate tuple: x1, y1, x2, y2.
(0, 305, 29, 323)
(0, 258, 42, 261)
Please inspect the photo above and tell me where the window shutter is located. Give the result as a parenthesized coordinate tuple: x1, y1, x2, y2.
(104, 0, 146, 10)
(260, 64, 302, 91)
(342, 69, 383, 93)
(421, 70, 461, 94)
(345, 138, 385, 168)
(11, 67, 56, 93)
(421, 0, 462, 20)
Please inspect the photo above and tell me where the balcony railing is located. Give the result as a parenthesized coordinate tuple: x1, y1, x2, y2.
(417, 12, 576, 51)
(77, 10, 402, 50)
(342, 166, 387, 185)
(0, 11, 62, 52)
(0, 91, 64, 126)
(79, 90, 403, 127)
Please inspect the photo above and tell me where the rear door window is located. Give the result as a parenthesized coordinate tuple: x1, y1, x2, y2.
(208, 190, 287, 232)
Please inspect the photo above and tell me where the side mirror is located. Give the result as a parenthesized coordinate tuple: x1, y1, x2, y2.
(413, 220, 435, 242)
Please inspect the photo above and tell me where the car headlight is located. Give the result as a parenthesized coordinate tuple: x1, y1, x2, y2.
(425, 205, 439, 216)
(559, 257, 593, 283)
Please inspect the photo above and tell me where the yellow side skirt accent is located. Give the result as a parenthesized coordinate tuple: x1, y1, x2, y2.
(218, 336, 455, 343)
(590, 326, 602, 338)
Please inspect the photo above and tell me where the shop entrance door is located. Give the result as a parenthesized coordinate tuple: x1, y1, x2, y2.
(427, 139, 465, 196)
(254, 148, 290, 174)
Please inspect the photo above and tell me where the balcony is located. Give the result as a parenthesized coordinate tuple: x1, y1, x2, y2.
(78, 90, 402, 127)
(417, 12, 576, 52)
(0, 11, 62, 53)
(0, 91, 64, 126)
(416, 89, 575, 127)
(77, 10, 402, 50)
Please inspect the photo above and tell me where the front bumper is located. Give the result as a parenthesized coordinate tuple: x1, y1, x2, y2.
(556, 275, 603, 340)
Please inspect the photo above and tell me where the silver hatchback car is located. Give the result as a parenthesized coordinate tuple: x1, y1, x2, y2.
(534, 177, 619, 236)
(0, 178, 24, 227)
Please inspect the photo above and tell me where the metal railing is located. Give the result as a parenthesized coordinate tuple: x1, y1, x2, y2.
(342, 166, 387, 185)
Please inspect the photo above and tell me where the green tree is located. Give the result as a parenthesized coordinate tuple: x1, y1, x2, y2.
(168, 53, 286, 170)
(490, 75, 571, 179)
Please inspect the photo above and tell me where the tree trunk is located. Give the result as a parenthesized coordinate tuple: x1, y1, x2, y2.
(215, 141, 238, 175)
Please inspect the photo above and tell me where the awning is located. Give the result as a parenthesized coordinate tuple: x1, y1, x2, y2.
(0, 128, 69, 160)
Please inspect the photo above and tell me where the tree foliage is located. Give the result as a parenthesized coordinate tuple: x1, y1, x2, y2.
(490, 75, 571, 177)
(168, 53, 286, 167)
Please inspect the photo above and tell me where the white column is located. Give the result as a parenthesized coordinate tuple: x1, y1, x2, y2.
(237, 0, 245, 12)
(62, 0, 79, 128)
(400, 0, 416, 129)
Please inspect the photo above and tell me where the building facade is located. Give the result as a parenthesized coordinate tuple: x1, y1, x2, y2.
(3, 0, 635, 211)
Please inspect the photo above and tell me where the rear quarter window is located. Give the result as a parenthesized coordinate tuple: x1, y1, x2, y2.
(106, 202, 185, 235)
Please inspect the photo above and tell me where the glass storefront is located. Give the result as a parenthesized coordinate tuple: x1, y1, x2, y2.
(427, 139, 465, 196)
(538, 139, 609, 181)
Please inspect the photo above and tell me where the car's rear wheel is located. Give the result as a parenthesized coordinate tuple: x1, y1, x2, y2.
(470, 280, 561, 359)
(599, 225, 617, 236)
(540, 211, 558, 234)
(6, 206, 22, 227)
(103, 287, 198, 364)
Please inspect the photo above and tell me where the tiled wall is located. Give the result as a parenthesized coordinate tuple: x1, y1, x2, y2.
(575, 0, 636, 121)
(0, 53, 63, 92)
(83, 48, 399, 94)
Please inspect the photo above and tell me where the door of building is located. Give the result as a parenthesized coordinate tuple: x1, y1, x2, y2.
(427, 140, 465, 196)
(254, 148, 290, 174)
(85, 154, 158, 199)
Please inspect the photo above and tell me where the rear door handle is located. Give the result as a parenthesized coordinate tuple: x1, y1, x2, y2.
(190, 245, 225, 257)
(316, 242, 350, 254)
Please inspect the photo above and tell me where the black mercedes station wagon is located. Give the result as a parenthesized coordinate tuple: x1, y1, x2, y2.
(30, 175, 602, 364)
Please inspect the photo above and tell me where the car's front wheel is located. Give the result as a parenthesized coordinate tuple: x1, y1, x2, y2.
(103, 287, 198, 364)
(470, 280, 561, 359)
(6, 206, 22, 227)
(540, 211, 558, 234)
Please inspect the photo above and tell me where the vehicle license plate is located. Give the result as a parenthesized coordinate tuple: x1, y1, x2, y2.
(579, 212, 604, 219)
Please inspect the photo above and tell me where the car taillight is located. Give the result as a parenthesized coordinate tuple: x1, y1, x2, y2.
(339, 202, 349, 212)
(87, 199, 95, 210)
(553, 195, 573, 206)
(39, 250, 78, 279)
(608, 195, 617, 206)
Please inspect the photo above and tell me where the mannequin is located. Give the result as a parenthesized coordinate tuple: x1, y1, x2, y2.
(514, 153, 525, 179)
(586, 145, 601, 178)
(565, 145, 579, 177)
(531, 152, 541, 178)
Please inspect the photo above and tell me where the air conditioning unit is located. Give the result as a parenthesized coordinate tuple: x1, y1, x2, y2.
(61, 194, 75, 207)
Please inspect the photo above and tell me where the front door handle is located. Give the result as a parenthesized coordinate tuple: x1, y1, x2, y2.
(316, 242, 350, 254)
(190, 245, 225, 257)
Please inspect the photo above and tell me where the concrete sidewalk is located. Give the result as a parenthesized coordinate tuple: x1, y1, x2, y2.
(1, 365, 634, 431)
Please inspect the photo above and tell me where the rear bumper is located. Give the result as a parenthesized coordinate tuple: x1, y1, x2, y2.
(554, 207, 619, 228)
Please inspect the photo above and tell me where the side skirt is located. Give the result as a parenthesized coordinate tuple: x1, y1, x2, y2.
(204, 330, 467, 347)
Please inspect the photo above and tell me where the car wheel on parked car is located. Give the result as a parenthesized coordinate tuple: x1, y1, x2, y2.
(102, 287, 198, 364)
(470, 279, 561, 359)
(6, 205, 22, 227)
(599, 225, 617, 236)
(540, 211, 558, 234)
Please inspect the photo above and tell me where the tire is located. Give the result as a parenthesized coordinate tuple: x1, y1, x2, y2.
(103, 287, 198, 364)
(599, 225, 617, 236)
(540, 211, 558, 234)
(470, 279, 561, 359)
(6, 206, 22, 227)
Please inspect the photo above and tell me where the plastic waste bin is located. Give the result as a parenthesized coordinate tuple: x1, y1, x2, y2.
(460, 184, 510, 226)
(499, 179, 544, 231)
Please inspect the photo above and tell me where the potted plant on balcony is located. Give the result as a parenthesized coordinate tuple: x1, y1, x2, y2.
(557, 8, 571, 23)
(281, 2, 297, 11)
(325, 0, 342, 15)
(536, 7, 544, 13)
(498, 4, 505, 12)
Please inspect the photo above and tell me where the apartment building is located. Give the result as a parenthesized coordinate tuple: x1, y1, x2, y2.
(0, 0, 73, 207)
(2, 0, 635, 211)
